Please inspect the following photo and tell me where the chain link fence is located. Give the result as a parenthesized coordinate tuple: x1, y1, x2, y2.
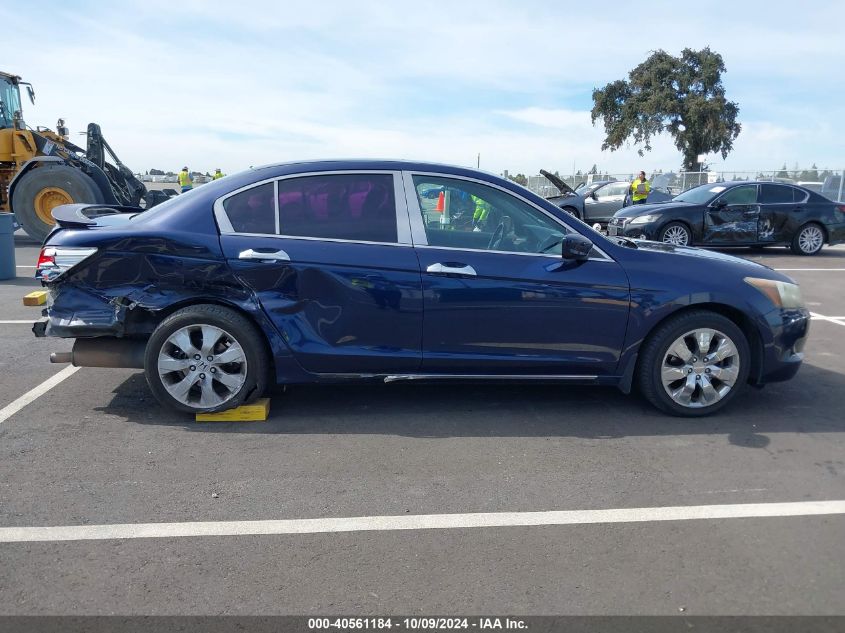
(523, 169, 845, 201)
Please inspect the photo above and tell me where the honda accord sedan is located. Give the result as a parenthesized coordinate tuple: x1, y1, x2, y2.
(33, 160, 810, 416)
(609, 181, 845, 255)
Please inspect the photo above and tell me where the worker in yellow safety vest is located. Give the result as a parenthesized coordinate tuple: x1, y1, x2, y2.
(471, 194, 491, 230)
(213, 168, 225, 180)
(630, 170, 650, 204)
(178, 167, 193, 193)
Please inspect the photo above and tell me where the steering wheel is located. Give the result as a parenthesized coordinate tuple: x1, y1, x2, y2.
(487, 223, 505, 250)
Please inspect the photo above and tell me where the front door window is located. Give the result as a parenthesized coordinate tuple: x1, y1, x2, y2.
(412, 175, 569, 256)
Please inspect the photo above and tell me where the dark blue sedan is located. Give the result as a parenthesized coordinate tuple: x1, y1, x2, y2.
(33, 160, 810, 416)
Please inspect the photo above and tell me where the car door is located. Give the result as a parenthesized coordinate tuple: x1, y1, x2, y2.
(703, 184, 760, 244)
(584, 182, 629, 223)
(758, 183, 804, 243)
(406, 172, 630, 377)
(216, 171, 423, 374)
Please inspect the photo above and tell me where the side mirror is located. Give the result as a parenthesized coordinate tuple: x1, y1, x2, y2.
(562, 234, 593, 261)
(712, 198, 727, 209)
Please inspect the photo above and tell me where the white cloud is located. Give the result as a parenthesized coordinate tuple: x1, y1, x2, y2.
(4, 0, 845, 177)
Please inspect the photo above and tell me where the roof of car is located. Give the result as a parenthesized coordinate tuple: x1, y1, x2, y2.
(249, 159, 504, 179)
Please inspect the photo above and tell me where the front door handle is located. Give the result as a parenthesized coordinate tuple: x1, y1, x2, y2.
(238, 248, 291, 262)
(426, 262, 477, 276)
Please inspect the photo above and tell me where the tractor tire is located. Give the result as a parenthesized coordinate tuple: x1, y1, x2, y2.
(11, 165, 104, 242)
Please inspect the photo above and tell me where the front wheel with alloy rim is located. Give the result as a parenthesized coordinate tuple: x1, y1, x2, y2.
(658, 222, 691, 246)
(144, 304, 269, 413)
(790, 223, 825, 256)
(637, 310, 750, 416)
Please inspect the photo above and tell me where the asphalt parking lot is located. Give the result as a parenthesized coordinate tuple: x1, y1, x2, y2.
(1, 231, 844, 617)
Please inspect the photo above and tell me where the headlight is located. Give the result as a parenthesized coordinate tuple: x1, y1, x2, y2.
(744, 277, 804, 309)
(628, 214, 659, 225)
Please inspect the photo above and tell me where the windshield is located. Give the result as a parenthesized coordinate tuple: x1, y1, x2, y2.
(672, 183, 726, 204)
(576, 182, 602, 195)
(651, 173, 672, 190)
(0, 77, 22, 129)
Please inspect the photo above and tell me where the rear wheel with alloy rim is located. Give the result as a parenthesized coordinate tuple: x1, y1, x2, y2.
(659, 222, 691, 246)
(637, 310, 750, 416)
(144, 304, 269, 413)
(790, 223, 825, 255)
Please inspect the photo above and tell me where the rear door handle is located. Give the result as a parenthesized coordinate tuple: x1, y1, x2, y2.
(426, 262, 477, 276)
(238, 248, 291, 262)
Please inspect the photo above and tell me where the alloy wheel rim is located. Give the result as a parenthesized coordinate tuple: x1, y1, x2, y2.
(157, 324, 247, 409)
(798, 226, 823, 254)
(660, 328, 740, 408)
(662, 225, 689, 245)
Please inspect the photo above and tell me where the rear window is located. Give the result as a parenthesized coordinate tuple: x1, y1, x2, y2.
(277, 173, 397, 243)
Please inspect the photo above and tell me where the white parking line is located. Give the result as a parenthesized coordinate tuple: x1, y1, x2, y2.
(810, 313, 845, 326)
(1, 500, 843, 543)
(0, 366, 80, 425)
(15, 265, 36, 269)
(0, 320, 35, 324)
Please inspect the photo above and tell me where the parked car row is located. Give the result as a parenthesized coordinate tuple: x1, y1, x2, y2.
(34, 160, 810, 417)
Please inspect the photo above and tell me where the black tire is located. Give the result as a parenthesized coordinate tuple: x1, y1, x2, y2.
(637, 310, 750, 417)
(658, 221, 692, 246)
(11, 165, 104, 242)
(790, 223, 825, 256)
(144, 304, 269, 414)
(562, 206, 581, 220)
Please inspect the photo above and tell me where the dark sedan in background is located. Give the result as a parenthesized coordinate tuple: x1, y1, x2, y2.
(610, 181, 845, 255)
(541, 170, 672, 227)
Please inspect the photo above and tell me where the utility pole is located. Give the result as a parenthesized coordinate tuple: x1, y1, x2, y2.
(477, 153, 480, 169)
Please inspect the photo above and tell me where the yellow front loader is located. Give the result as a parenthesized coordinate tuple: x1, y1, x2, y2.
(0, 71, 172, 242)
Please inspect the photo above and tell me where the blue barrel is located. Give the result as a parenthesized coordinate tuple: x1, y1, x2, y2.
(0, 213, 16, 280)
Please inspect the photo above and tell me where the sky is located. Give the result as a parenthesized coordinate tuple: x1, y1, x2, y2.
(4, 0, 845, 178)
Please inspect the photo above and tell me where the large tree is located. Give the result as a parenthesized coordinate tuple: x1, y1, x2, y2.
(591, 47, 741, 171)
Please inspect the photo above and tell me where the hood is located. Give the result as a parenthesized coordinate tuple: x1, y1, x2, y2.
(629, 239, 787, 276)
(539, 169, 576, 196)
(614, 201, 689, 219)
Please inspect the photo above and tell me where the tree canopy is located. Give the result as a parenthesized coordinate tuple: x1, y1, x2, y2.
(591, 47, 741, 171)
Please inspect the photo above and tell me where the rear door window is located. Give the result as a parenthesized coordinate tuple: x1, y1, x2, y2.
(223, 182, 276, 234)
(759, 184, 794, 204)
(278, 174, 398, 243)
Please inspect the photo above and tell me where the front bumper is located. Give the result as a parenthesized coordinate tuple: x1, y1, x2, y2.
(607, 217, 659, 240)
(756, 307, 810, 384)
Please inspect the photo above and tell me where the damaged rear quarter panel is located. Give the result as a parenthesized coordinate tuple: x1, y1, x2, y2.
(43, 228, 298, 377)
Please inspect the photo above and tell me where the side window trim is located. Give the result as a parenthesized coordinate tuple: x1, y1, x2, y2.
(403, 170, 614, 263)
(214, 170, 412, 245)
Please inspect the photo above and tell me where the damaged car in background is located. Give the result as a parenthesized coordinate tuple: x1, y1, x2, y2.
(539, 170, 673, 227)
(609, 181, 845, 255)
(34, 160, 810, 417)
